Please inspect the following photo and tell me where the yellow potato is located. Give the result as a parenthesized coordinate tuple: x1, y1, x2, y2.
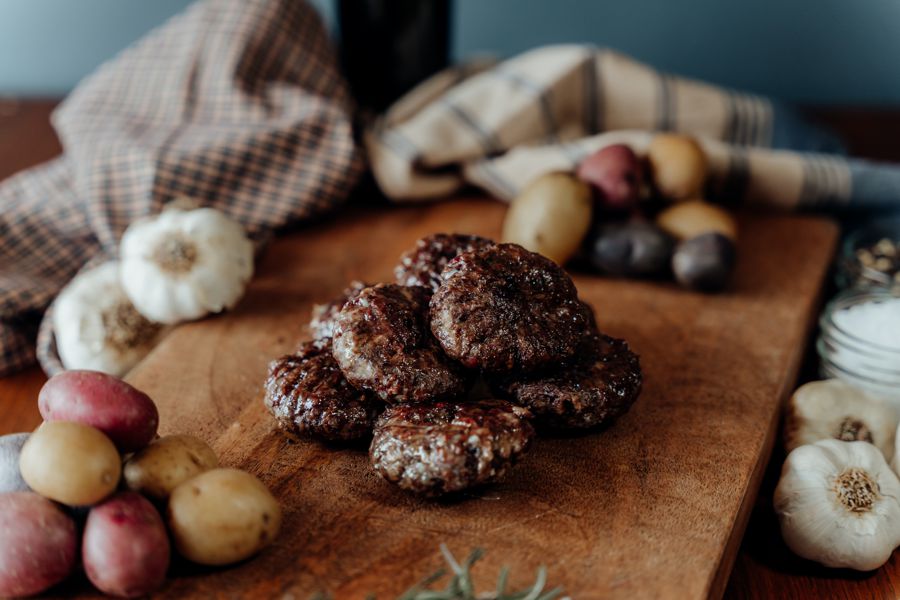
(167, 468, 281, 566)
(647, 133, 708, 200)
(502, 172, 592, 264)
(19, 421, 120, 506)
(124, 434, 218, 500)
(656, 200, 738, 241)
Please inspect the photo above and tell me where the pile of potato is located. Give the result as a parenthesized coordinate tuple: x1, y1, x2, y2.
(0, 370, 281, 598)
(502, 133, 738, 292)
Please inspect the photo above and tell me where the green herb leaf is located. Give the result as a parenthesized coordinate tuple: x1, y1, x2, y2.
(311, 546, 564, 600)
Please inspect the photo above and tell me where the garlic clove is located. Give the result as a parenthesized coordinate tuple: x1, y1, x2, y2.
(119, 207, 254, 325)
(774, 439, 900, 571)
(53, 262, 166, 377)
(784, 379, 898, 461)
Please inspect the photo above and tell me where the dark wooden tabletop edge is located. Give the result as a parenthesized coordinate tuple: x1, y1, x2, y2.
(710, 221, 840, 600)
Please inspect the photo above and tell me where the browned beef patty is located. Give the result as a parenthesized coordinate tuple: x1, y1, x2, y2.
(309, 281, 368, 341)
(369, 399, 534, 496)
(264, 340, 382, 441)
(332, 284, 468, 403)
(581, 299, 598, 333)
(429, 243, 589, 373)
(493, 333, 642, 430)
(394, 233, 495, 292)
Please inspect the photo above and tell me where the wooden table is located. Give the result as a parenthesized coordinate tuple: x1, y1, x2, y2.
(2, 100, 899, 599)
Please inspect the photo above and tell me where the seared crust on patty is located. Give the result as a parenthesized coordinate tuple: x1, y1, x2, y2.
(264, 340, 382, 441)
(429, 243, 589, 373)
(493, 333, 642, 430)
(369, 399, 534, 496)
(309, 280, 368, 342)
(394, 233, 495, 292)
(332, 284, 468, 403)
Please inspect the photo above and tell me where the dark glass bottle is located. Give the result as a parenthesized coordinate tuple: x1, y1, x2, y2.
(338, 0, 451, 113)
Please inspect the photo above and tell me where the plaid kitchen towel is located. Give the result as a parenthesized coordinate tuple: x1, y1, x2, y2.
(367, 45, 900, 211)
(0, 0, 364, 376)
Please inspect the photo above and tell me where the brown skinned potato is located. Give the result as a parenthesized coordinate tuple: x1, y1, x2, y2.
(656, 200, 738, 241)
(124, 434, 218, 500)
(19, 421, 121, 506)
(502, 172, 593, 265)
(168, 468, 281, 566)
(647, 134, 708, 200)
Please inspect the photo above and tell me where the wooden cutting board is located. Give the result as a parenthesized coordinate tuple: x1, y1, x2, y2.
(120, 198, 836, 599)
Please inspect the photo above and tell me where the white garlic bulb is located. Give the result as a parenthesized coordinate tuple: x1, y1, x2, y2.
(119, 207, 254, 324)
(54, 262, 166, 376)
(774, 439, 900, 571)
(785, 379, 898, 461)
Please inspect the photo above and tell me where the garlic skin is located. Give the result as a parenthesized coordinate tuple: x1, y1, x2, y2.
(54, 262, 165, 376)
(785, 379, 897, 461)
(119, 207, 254, 324)
(774, 439, 900, 571)
(890, 424, 900, 476)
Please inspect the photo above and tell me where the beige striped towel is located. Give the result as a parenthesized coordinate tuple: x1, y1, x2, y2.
(367, 45, 900, 212)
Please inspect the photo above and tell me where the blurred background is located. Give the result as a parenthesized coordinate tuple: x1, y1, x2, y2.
(1, 0, 900, 105)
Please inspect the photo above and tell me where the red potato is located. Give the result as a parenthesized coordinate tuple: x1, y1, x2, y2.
(576, 144, 644, 211)
(0, 492, 78, 597)
(83, 492, 170, 598)
(39, 370, 159, 452)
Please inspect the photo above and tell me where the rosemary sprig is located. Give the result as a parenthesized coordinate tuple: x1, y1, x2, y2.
(310, 546, 564, 600)
(397, 544, 565, 600)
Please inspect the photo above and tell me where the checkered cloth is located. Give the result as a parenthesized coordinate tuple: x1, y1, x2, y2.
(0, 0, 363, 376)
(367, 45, 900, 211)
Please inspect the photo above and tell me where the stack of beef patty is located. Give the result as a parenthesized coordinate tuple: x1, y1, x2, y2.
(264, 234, 642, 497)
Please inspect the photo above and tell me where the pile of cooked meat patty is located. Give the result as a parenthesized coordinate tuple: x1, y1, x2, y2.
(264, 233, 643, 497)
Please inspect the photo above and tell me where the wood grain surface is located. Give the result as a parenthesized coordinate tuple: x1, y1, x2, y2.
(68, 199, 829, 599)
(3, 99, 895, 599)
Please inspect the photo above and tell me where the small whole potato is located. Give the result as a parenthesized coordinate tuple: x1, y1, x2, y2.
(124, 434, 218, 500)
(83, 492, 170, 598)
(0, 433, 30, 493)
(672, 232, 737, 292)
(20, 421, 121, 506)
(502, 172, 593, 264)
(576, 144, 644, 210)
(39, 370, 159, 453)
(0, 492, 78, 597)
(647, 133, 708, 200)
(168, 468, 281, 566)
(656, 200, 737, 242)
(586, 222, 675, 278)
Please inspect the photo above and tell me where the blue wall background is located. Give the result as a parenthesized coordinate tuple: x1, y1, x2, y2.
(1, 0, 899, 105)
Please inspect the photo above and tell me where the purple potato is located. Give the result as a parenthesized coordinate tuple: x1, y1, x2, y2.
(0, 433, 30, 493)
(672, 232, 737, 292)
(586, 222, 675, 278)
